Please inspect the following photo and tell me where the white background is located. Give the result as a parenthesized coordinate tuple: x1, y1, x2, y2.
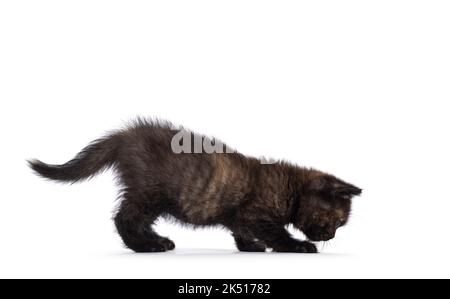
(1, 1, 449, 278)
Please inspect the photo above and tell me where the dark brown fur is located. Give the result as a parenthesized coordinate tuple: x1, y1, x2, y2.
(29, 119, 362, 253)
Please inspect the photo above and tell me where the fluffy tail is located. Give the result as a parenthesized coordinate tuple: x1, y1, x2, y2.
(28, 136, 119, 183)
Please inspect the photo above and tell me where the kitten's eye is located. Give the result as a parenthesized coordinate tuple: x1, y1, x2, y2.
(335, 220, 342, 229)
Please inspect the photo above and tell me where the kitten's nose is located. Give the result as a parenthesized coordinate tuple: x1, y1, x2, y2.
(322, 232, 335, 241)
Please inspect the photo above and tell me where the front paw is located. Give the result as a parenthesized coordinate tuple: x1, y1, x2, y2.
(273, 241, 318, 253)
(158, 237, 176, 251)
(296, 241, 317, 253)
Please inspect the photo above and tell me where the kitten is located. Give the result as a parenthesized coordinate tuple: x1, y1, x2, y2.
(29, 119, 362, 253)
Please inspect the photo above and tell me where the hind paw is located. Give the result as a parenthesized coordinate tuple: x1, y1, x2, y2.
(126, 237, 175, 253)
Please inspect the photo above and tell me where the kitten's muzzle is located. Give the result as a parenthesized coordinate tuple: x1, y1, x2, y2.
(308, 233, 334, 242)
(304, 226, 335, 241)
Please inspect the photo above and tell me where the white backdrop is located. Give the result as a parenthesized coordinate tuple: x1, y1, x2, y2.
(1, 1, 449, 278)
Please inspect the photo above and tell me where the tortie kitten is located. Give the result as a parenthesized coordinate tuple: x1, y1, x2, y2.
(29, 119, 362, 253)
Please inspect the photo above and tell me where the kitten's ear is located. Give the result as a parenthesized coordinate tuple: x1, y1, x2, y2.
(310, 175, 362, 199)
(330, 179, 362, 198)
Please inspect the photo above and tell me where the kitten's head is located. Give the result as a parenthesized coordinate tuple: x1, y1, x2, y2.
(295, 172, 362, 242)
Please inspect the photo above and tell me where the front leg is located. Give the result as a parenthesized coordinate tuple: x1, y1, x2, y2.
(239, 220, 317, 253)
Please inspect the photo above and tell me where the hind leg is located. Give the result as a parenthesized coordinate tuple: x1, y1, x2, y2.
(233, 233, 266, 252)
(114, 195, 175, 253)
